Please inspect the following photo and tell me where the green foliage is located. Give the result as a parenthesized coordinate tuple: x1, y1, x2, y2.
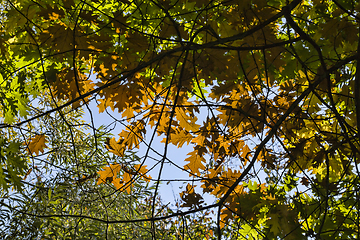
(0, 136, 25, 191)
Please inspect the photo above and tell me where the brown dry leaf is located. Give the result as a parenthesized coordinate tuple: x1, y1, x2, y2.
(180, 184, 204, 209)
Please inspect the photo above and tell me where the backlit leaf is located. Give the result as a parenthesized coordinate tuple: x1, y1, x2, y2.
(27, 135, 47, 156)
(184, 151, 206, 175)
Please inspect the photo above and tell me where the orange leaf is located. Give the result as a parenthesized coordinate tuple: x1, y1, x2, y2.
(241, 144, 252, 161)
(98, 163, 151, 193)
(111, 177, 124, 190)
(122, 172, 132, 193)
(97, 163, 121, 185)
(191, 134, 207, 147)
(27, 135, 47, 155)
(118, 120, 146, 150)
(106, 137, 125, 157)
(134, 164, 151, 181)
(112, 85, 131, 112)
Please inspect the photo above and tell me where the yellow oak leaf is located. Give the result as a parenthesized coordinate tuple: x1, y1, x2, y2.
(175, 107, 200, 132)
(191, 134, 207, 147)
(27, 135, 47, 155)
(184, 151, 206, 175)
(97, 84, 141, 114)
(97, 163, 121, 185)
(111, 177, 124, 190)
(112, 86, 130, 112)
(207, 167, 222, 179)
(105, 137, 125, 157)
(98, 163, 151, 193)
(168, 130, 193, 148)
(118, 120, 146, 150)
(134, 164, 151, 182)
(97, 97, 112, 113)
(121, 106, 135, 119)
(122, 172, 132, 193)
(123, 165, 149, 193)
(241, 144, 252, 161)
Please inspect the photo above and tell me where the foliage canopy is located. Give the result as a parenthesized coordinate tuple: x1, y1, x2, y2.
(1, 0, 360, 239)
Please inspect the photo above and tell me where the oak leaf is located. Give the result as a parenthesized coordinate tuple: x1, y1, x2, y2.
(175, 107, 200, 132)
(180, 184, 204, 209)
(97, 162, 151, 193)
(184, 151, 206, 175)
(241, 144, 252, 162)
(97, 163, 122, 185)
(134, 164, 151, 182)
(268, 214, 281, 236)
(106, 137, 125, 157)
(118, 121, 146, 150)
(27, 135, 47, 155)
(122, 171, 132, 193)
(167, 129, 193, 148)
